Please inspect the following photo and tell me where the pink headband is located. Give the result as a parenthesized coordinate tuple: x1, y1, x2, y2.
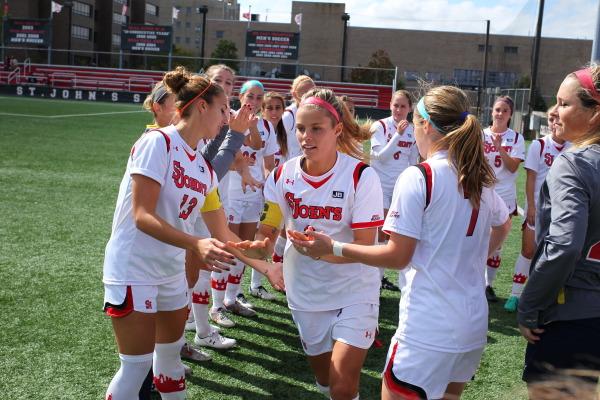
(300, 97, 340, 122)
(574, 68, 600, 102)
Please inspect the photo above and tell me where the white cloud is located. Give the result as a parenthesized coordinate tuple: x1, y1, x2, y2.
(242, 0, 596, 39)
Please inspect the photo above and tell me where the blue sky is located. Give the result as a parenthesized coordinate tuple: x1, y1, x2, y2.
(237, 0, 597, 39)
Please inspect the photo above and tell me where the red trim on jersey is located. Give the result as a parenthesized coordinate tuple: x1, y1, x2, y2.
(384, 341, 426, 400)
(263, 119, 270, 133)
(183, 147, 197, 162)
(104, 286, 134, 318)
(514, 131, 519, 144)
(416, 163, 433, 209)
(466, 208, 480, 237)
(537, 138, 545, 157)
(352, 162, 369, 190)
(154, 129, 171, 153)
(302, 173, 333, 189)
(351, 220, 384, 229)
(202, 155, 215, 186)
(586, 241, 600, 263)
(284, 107, 296, 125)
(379, 119, 387, 136)
(274, 165, 284, 183)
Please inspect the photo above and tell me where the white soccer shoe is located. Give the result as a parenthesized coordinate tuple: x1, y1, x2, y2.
(194, 329, 237, 350)
(250, 286, 276, 301)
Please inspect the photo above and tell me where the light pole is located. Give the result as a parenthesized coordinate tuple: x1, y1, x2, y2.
(340, 13, 349, 82)
(63, 0, 73, 65)
(197, 5, 208, 67)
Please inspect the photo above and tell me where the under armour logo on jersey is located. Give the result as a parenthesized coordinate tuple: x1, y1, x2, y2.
(285, 178, 294, 185)
(365, 331, 373, 339)
(389, 211, 400, 218)
(371, 214, 382, 221)
(199, 166, 205, 173)
(332, 191, 344, 199)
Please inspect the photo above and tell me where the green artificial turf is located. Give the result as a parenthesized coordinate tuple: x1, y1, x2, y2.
(0, 96, 527, 399)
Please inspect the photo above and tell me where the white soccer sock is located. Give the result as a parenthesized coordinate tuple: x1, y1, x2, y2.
(106, 352, 153, 400)
(485, 248, 502, 287)
(224, 259, 245, 306)
(250, 269, 264, 291)
(210, 270, 227, 311)
(316, 381, 330, 396)
(192, 270, 212, 337)
(378, 267, 385, 280)
(153, 337, 186, 399)
(510, 254, 531, 297)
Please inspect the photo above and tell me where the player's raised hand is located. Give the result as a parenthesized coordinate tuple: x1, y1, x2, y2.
(396, 119, 409, 134)
(229, 103, 258, 133)
(262, 260, 285, 291)
(491, 133, 502, 149)
(226, 237, 270, 259)
(186, 248, 230, 273)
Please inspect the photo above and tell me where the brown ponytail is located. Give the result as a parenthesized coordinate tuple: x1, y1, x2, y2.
(301, 88, 370, 162)
(162, 66, 223, 118)
(416, 85, 496, 208)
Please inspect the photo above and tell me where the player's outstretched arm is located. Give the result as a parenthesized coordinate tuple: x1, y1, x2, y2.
(131, 174, 236, 267)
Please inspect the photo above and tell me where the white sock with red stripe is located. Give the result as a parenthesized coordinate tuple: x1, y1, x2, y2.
(192, 270, 212, 337)
(210, 270, 227, 311)
(106, 352, 153, 400)
(485, 248, 502, 287)
(272, 235, 286, 262)
(250, 269, 264, 291)
(224, 259, 245, 306)
(510, 254, 531, 297)
(153, 337, 186, 399)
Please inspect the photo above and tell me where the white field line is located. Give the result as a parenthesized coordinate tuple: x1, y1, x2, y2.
(0, 110, 145, 118)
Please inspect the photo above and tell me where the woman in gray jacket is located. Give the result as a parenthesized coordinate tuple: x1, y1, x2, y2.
(518, 65, 600, 392)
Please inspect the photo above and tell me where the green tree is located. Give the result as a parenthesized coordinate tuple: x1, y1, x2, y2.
(208, 39, 239, 71)
(350, 49, 399, 87)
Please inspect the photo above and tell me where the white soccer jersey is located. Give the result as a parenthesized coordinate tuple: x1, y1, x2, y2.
(103, 125, 218, 285)
(282, 103, 302, 159)
(523, 136, 570, 209)
(370, 116, 419, 196)
(483, 128, 525, 208)
(264, 152, 384, 311)
(383, 152, 509, 352)
(227, 116, 279, 202)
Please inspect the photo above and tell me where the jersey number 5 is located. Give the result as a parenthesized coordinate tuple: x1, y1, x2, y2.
(494, 155, 502, 168)
(179, 194, 198, 220)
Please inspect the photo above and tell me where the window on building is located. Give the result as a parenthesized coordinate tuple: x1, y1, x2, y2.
(113, 12, 126, 24)
(146, 3, 159, 16)
(403, 71, 419, 81)
(185, 37, 191, 44)
(216, 30, 224, 39)
(478, 44, 492, 52)
(175, 36, 181, 44)
(112, 33, 121, 46)
(186, 7, 192, 13)
(425, 72, 442, 82)
(185, 22, 191, 28)
(175, 21, 181, 28)
(72, 25, 90, 40)
(453, 69, 482, 86)
(504, 46, 518, 54)
(72, 1, 92, 17)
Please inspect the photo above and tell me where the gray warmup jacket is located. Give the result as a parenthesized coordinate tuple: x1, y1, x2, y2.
(518, 144, 600, 328)
(200, 125, 245, 180)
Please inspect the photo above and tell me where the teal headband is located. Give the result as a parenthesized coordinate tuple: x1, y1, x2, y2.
(416, 97, 443, 132)
(240, 80, 264, 94)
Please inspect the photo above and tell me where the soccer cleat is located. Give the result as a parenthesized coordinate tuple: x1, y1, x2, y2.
(236, 293, 254, 309)
(225, 300, 257, 317)
(209, 307, 236, 328)
(504, 295, 519, 312)
(180, 342, 211, 362)
(194, 330, 237, 350)
(485, 286, 498, 303)
(381, 276, 400, 292)
(250, 286, 276, 301)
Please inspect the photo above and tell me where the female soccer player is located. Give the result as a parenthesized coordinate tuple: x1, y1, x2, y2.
(263, 91, 288, 169)
(518, 66, 600, 392)
(217, 80, 279, 319)
(239, 88, 383, 400)
(369, 90, 419, 291)
(482, 96, 525, 302)
(102, 67, 282, 400)
(504, 109, 569, 312)
(289, 85, 511, 400)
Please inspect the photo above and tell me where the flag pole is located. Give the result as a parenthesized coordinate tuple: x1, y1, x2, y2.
(48, 3, 53, 64)
(2, 1, 8, 65)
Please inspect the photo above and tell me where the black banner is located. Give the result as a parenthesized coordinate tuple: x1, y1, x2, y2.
(245, 31, 299, 60)
(121, 25, 172, 53)
(3, 19, 51, 46)
(0, 85, 144, 104)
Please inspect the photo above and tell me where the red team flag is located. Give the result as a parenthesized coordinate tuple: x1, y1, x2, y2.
(242, 11, 250, 19)
(121, 3, 128, 16)
(51, 1, 62, 14)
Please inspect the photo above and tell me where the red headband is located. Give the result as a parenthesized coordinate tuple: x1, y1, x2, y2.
(300, 97, 340, 122)
(177, 82, 212, 115)
(574, 68, 600, 103)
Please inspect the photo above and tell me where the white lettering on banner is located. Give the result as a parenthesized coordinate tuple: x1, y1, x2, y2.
(133, 94, 140, 103)
(88, 91, 96, 101)
(50, 88, 57, 98)
(112, 93, 118, 102)
(62, 90, 69, 99)
(28, 87, 36, 96)
(75, 90, 83, 100)
(16, 86, 23, 95)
